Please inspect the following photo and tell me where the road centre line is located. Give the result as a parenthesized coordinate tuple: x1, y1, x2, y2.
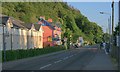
(40, 64, 52, 69)
(74, 54, 77, 55)
(54, 60, 62, 63)
(63, 57, 69, 60)
(69, 55, 73, 57)
(40, 54, 78, 69)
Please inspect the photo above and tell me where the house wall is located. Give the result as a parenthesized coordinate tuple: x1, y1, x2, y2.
(4, 22, 12, 50)
(32, 30, 37, 48)
(0, 26, 3, 50)
(27, 30, 33, 49)
(43, 26, 53, 47)
(38, 29, 43, 48)
(12, 28, 21, 50)
(20, 29, 27, 49)
(28, 29, 43, 49)
(1, 19, 43, 50)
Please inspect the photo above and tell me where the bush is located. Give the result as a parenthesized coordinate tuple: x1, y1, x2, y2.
(2, 45, 65, 62)
(110, 45, 119, 63)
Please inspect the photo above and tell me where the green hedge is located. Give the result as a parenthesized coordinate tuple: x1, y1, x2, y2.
(110, 45, 119, 64)
(2, 45, 65, 62)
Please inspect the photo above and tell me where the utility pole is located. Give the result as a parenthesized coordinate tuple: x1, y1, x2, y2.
(118, 0, 120, 36)
(118, 0, 120, 71)
(112, 0, 114, 34)
(111, 0, 114, 43)
(111, 1, 114, 61)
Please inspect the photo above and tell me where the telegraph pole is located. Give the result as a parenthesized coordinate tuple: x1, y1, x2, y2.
(118, 0, 120, 71)
(111, 0, 114, 42)
(118, 0, 120, 36)
(111, 1, 114, 61)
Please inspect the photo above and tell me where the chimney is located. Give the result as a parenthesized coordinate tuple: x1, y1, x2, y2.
(40, 16, 45, 20)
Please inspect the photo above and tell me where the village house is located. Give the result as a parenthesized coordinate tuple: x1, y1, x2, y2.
(49, 22, 62, 45)
(0, 15, 28, 50)
(37, 17, 62, 47)
(37, 18, 55, 47)
(0, 14, 43, 50)
(22, 23, 43, 49)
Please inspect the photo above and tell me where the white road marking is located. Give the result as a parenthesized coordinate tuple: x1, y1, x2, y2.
(74, 54, 77, 55)
(63, 57, 69, 60)
(40, 64, 52, 69)
(54, 60, 62, 63)
(40, 53, 79, 69)
(69, 55, 73, 57)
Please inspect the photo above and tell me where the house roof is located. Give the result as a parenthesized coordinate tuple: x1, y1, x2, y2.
(21, 23, 33, 30)
(34, 24, 42, 31)
(0, 15, 9, 25)
(49, 22, 61, 28)
(10, 17, 25, 28)
(21, 23, 42, 31)
(0, 15, 26, 29)
(38, 19, 55, 30)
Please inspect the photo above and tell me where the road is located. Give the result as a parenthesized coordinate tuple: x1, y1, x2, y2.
(2, 46, 115, 70)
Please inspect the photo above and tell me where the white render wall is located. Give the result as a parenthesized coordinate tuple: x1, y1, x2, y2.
(0, 26, 3, 50)
(1, 23, 43, 50)
(20, 29, 28, 49)
(4, 26, 12, 50)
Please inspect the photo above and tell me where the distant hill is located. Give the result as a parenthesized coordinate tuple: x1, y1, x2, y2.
(2, 2, 103, 44)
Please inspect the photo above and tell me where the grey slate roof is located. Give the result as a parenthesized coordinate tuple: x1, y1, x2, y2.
(0, 14, 26, 29)
(0, 14, 42, 31)
(34, 24, 42, 31)
(10, 17, 25, 28)
(0, 16, 9, 25)
(21, 23, 42, 31)
(21, 23, 33, 30)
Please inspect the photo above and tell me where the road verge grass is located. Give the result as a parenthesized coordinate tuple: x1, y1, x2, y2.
(110, 45, 119, 69)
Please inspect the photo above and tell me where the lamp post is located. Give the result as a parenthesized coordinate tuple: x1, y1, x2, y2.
(100, 12, 111, 50)
(100, 12, 111, 34)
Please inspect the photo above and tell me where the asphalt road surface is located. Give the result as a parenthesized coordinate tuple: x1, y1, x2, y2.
(2, 47, 99, 70)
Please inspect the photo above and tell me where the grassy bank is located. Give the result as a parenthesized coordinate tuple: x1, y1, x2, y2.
(110, 45, 119, 66)
(2, 45, 65, 62)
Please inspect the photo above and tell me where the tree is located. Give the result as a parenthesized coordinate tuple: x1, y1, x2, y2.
(2, 2, 104, 44)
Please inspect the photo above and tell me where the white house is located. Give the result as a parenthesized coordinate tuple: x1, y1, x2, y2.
(22, 23, 43, 49)
(0, 15, 43, 50)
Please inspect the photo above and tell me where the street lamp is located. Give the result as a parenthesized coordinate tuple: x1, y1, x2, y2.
(100, 11, 111, 51)
(100, 12, 111, 34)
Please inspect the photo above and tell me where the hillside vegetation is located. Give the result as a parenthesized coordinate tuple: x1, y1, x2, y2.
(2, 2, 103, 44)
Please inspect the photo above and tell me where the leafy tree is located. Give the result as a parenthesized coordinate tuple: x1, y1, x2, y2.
(2, 2, 104, 44)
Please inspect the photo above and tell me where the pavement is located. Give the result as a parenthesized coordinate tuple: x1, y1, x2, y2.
(2, 46, 117, 70)
(83, 49, 116, 70)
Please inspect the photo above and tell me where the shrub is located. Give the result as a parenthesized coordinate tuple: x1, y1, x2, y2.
(2, 45, 66, 62)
